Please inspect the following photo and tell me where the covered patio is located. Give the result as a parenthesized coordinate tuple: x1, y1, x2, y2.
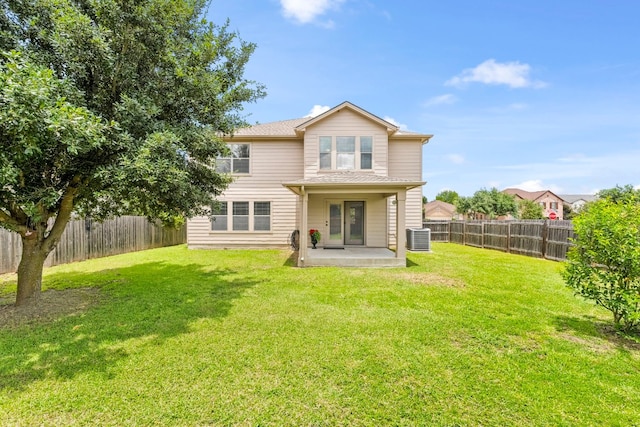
(283, 173, 425, 268)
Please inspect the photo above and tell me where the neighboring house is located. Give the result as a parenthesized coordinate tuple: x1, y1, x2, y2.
(559, 194, 597, 212)
(187, 101, 433, 267)
(502, 188, 565, 220)
(423, 200, 459, 220)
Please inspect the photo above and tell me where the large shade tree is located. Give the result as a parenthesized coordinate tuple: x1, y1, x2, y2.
(0, 0, 265, 306)
(455, 188, 517, 219)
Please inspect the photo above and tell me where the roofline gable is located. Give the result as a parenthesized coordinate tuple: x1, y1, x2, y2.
(502, 188, 565, 202)
(224, 101, 432, 143)
(295, 101, 399, 136)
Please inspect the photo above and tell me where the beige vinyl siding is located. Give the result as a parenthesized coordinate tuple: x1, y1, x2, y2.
(387, 139, 425, 245)
(387, 187, 424, 245)
(303, 109, 389, 178)
(187, 140, 303, 248)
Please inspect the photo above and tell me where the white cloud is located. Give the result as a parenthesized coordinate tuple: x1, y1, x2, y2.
(511, 179, 545, 192)
(280, 0, 344, 24)
(304, 104, 331, 118)
(446, 59, 546, 89)
(423, 94, 457, 107)
(383, 116, 408, 130)
(510, 179, 563, 194)
(447, 154, 465, 164)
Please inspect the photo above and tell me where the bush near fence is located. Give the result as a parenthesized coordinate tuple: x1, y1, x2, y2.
(0, 216, 186, 274)
(423, 220, 574, 261)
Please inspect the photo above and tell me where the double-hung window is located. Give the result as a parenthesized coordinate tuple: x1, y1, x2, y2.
(336, 136, 356, 170)
(216, 144, 250, 174)
(360, 136, 373, 169)
(254, 202, 271, 231)
(232, 202, 250, 231)
(319, 137, 332, 170)
(319, 136, 373, 171)
(211, 202, 228, 231)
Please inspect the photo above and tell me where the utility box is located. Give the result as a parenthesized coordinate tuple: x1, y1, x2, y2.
(406, 228, 431, 251)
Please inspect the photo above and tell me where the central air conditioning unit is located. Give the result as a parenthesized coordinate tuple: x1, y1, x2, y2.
(406, 228, 431, 251)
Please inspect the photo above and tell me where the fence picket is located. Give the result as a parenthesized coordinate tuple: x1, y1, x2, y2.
(423, 220, 574, 261)
(0, 216, 186, 274)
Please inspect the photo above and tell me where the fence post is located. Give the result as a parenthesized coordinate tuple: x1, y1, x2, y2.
(541, 220, 549, 259)
(481, 221, 485, 248)
(507, 221, 511, 254)
(463, 222, 467, 246)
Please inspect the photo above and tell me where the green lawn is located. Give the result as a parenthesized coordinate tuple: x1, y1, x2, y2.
(1, 244, 639, 426)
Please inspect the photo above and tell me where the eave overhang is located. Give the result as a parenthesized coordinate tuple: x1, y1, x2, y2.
(283, 173, 426, 196)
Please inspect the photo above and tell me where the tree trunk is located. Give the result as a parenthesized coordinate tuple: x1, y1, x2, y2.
(15, 236, 48, 307)
(13, 184, 77, 307)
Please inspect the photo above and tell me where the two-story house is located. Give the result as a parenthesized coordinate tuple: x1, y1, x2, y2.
(559, 194, 597, 212)
(187, 102, 432, 267)
(502, 188, 565, 220)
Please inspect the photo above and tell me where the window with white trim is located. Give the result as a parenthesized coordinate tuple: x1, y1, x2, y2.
(336, 136, 355, 170)
(319, 136, 373, 171)
(232, 201, 249, 231)
(216, 144, 250, 174)
(211, 202, 227, 231)
(254, 202, 271, 231)
(360, 136, 372, 169)
(211, 201, 271, 232)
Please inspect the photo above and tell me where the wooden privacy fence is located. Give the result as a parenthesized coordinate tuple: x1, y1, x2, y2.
(423, 220, 574, 261)
(0, 216, 186, 274)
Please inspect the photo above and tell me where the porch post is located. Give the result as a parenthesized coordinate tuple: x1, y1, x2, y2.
(396, 190, 407, 260)
(300, 191, 308, 266)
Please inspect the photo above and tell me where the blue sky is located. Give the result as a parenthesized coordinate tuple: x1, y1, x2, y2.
(207, 1, 640, 200)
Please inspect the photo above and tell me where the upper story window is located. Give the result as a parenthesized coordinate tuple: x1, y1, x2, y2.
(319, 136, 372, 171)
(360, 136, 372, 169)
(550, 202, 558, 210)
(216, 144, 250, 174)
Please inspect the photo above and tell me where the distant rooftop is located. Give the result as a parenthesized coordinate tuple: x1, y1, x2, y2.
(559, 194, 598, 204)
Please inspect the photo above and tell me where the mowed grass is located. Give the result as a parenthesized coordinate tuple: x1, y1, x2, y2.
(1, 243, 639, 426)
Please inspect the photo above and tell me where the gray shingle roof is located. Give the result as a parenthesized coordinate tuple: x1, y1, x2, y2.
(232, 116, 428, 138)
(233, 118, 308, 136)
(559, 194, 598, 204)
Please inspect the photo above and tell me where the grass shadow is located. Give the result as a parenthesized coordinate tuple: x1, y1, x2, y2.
(283, 251, 298, 267)
(406, 257, 419, 267)
(0, 261, 259, 391)
(554, 315, 640, 351)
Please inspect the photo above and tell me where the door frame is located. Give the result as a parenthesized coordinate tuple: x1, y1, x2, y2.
(325, 199, 366, 247)
(344, 201, 365, 246)
(325, 199, 344, 247)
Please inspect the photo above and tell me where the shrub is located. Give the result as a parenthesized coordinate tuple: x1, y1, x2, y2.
(563, 198, 640, 332)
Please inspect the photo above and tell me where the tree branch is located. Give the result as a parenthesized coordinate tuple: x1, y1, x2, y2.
(0, 203, 28, 234)
(42, 176, 82, 254)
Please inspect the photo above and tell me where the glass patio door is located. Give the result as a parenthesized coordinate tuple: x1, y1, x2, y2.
(345, 201, 365, 245)
(326, 201, 344, 247)
(325, 201, 365, 247)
